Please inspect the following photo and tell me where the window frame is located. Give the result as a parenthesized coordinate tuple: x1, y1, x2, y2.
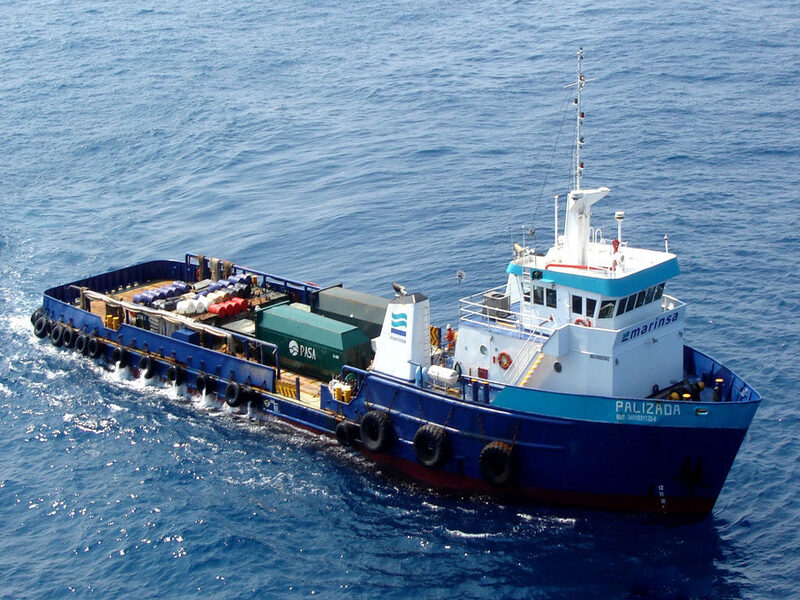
(599, 299, 616, 319)
(571, 295, 583, 315)
(546, 288, 557, 308)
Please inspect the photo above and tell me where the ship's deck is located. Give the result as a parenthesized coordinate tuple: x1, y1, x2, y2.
(85, 277, 325, 410)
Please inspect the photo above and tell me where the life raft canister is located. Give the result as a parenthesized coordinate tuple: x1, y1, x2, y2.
(497, 352, 513, 370)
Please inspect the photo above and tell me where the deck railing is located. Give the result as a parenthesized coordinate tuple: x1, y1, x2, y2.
(458, 285, 555, 339)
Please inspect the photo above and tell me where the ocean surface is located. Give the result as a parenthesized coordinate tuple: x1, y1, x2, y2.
(2, 1, 799, 598)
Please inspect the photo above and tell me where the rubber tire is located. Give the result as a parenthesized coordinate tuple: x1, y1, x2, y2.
(413, 424, 449, 469)
(75, 334, 88, 355)
(87, 337, 103, 359)
(61, 327, 74, 349)
(335, 421, 356, 447)
(111, 347, 125, 367)
(50, 324, 64, 347)
(360, 410, 393, 453)
(479, 441, 515, 486)
(139, 355, 155, 379)
(195, 373, 210, 393)
(225, 381, 243, 407)
(166, 365, 183, 385)
(30, 308, 43, 326)
(34, 316, 50, 339)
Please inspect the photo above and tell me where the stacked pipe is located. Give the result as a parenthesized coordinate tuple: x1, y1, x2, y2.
(133, 275, 253, 317)
(133, 281, 192, 306)
(177, 273, 252, 316)
(208, 297, 248, 318)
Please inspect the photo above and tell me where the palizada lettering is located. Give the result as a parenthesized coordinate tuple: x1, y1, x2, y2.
(615, 400, 681, 416)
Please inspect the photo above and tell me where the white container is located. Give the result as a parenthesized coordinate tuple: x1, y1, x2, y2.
(426, 365, 460, 388)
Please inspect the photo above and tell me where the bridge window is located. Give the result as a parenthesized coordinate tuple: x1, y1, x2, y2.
(635, 290, 646, 308)
(533, 285, 544, 305)
(585, 298, 597, 318)
(645, 286, 656, 304)
(599, 299, 616, 319)
(625, 294, 637, 312)
(546, 288, 557, 308)
(616, 298, 627, 316)
(654, 283, 665, 301)
(571, 295, 583, 315)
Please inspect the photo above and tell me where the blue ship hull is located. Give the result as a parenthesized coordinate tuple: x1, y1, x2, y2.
(34, 257, 760, 516)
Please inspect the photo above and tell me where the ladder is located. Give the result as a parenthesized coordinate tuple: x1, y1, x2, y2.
(504, 333, 543, 385)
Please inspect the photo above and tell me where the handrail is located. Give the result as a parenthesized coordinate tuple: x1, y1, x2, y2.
(504, 331, 541, 384)
(459, 285, 556, 338)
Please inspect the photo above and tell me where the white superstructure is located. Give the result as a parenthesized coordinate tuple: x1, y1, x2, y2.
(451, 49, 685, 400)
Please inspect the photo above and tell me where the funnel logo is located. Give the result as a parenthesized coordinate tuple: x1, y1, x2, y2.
(288, 339, 317, 360)
(390, 312, 408, 338)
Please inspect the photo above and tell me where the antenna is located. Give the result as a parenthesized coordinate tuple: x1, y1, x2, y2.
(564, 48, 596, 191)
(554, 194, 559, 246)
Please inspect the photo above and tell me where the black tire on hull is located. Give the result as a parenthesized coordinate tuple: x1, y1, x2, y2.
(479, 441, 515, 486)
(360, 410, 393, 453)
(413, 424, 449, 469)
(61, 327, 74, 349)
(87, 336, 103, 359)
(30, 308, 43, 326)
(335, 420, 358, 446)
(50, 324, 64, 347)
(111, 347, 125, 367)
(225, 381, 243, 407)
(75, 334, 89, 355)
(34, 316, 50, 339)
(139, 355, 156, 379)
(195, 373, 210, 393)
(166, 365, 183, 386)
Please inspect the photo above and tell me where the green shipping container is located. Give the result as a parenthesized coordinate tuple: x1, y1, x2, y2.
(255, 303, 372, 379)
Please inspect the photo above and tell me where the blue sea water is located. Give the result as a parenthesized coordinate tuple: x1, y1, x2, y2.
(2, 0, 799, 598)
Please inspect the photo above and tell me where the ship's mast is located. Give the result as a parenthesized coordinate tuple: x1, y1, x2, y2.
(573, 48, 586, 191)
(560, 49, 609, 266)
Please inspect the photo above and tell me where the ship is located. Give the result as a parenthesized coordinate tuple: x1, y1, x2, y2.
(30, 51, 760, 515)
